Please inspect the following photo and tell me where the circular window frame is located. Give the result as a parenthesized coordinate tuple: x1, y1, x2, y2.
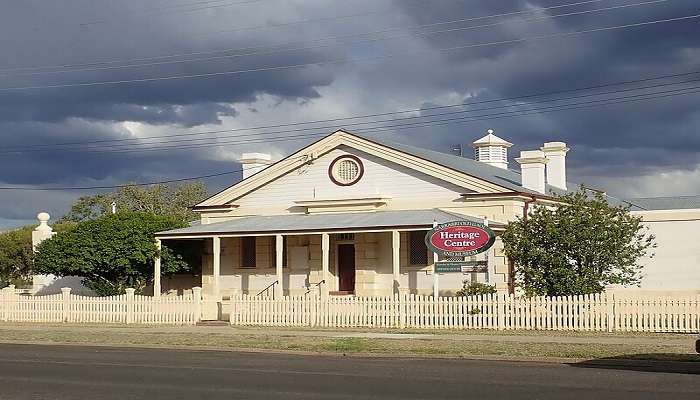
(328, 155, 365, 186)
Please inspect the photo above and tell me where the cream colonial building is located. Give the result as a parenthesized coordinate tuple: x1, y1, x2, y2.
(154, 129, 574, 300)
(29, 128, 700, 301)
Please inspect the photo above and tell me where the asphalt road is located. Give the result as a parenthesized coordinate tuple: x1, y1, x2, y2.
(0, 344, 697, 400)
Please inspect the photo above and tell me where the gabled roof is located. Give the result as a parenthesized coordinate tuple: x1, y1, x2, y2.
(196, 129, 572, 208)
(350, 132, 568, 197)
(624, 195, 700, 211)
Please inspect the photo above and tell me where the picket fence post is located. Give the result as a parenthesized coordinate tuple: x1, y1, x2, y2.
(606, 292, 615, 332)
(0, 287, 7, 322)
(496, 293, 504, 331)
(61, 287, 72, 323)
(192, 287, 202, 323)
(125, 288, 135, 324)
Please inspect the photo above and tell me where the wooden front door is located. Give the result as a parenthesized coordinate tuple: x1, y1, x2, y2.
(337, 244, 356, 293)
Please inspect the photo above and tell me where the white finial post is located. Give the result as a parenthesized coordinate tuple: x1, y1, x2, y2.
(32, 212, 59, 295)
(111, 202, 117, 214)
(32, 212, 55, 252)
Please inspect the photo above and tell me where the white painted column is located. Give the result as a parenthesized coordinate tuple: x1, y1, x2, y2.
(154, 239, 162, 298)
(275, 234, 284, 299)
(212, 236, 221, 301)
(392, 230, 400, 295)
(321, 233, 330, 298)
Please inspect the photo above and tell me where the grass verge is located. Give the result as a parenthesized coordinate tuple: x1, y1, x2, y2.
(0, 323, 697, 362)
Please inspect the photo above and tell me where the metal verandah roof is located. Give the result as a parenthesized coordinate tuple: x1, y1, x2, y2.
(156, 209, 500, 237)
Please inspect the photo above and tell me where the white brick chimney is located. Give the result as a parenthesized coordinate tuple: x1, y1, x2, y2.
(540, 142, 569, 190)
(516, 150, 549, 194)
(240, 153, 273, 180)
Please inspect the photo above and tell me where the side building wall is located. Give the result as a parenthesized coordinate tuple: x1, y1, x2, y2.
(626, 209, 700, 295)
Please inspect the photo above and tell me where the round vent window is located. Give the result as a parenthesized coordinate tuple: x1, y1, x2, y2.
(329, 155, 364, 186)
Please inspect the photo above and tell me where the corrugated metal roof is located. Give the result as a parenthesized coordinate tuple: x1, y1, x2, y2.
(351, 132, 571, 196)
(624, 195, 700, 211)
(157, 209, 494, 236)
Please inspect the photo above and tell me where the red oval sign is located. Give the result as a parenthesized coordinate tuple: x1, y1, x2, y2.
(425, 221, 496, 256)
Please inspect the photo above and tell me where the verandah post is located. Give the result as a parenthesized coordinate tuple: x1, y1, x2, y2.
(61, 287, 71, 323)
(125, 288, 135, 324)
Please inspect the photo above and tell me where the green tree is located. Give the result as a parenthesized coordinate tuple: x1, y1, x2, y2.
(59, 182, 208, 224)
(34, 212, 191, 295)
(0, 223, 75, 288)
(0, 227, 33, 287)
(501, 188, 656, 296)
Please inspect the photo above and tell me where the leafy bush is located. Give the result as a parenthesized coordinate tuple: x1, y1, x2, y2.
(456, 281, 497, 296)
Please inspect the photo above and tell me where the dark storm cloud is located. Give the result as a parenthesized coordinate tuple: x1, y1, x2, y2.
(0, 0, 353, 225)
(0, 0, 699, 227)
(383, 0, 700, 185)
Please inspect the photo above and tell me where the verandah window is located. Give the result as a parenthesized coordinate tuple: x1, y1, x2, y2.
(241, 237, 256, 268)
(409, 231, 428, 266)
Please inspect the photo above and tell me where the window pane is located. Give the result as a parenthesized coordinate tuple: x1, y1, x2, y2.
(241, 237, 256, 268)
(409, 231, 428, 265)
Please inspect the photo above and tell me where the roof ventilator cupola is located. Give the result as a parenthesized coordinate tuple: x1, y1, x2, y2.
(472, 129, 513, 170)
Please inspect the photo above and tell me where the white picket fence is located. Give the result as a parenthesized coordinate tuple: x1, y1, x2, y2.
(0, 287, 202, 325)
(230, 293, 700, 333)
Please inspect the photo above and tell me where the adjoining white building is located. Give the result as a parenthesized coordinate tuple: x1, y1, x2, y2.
(627, 196, 700, 295)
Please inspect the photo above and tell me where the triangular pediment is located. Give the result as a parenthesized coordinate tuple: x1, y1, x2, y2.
(196, 130, 517, 209)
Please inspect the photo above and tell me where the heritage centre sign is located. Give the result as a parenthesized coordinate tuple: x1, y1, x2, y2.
(425, 220, 496, 257)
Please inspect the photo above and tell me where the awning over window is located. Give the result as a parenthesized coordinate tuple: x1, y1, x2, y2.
(156, 209, 503, 238)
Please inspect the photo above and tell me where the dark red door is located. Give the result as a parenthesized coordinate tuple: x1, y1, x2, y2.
(338, 244, 356, 293)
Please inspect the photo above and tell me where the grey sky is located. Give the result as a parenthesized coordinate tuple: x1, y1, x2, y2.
(0, 0, 698, 228)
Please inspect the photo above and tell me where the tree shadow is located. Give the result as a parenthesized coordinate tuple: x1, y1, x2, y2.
(570, 354, 700, 375)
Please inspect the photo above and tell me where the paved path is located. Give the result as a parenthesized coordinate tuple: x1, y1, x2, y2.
(0, 343, 698, 400)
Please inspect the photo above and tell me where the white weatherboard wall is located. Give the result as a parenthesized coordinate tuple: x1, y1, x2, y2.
(234, 146, 467, 212)
(633, 211, 700, 293)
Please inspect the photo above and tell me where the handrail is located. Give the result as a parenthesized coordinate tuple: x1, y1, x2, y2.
(305, 280, 325, 295)
(255, 280, 278, 297)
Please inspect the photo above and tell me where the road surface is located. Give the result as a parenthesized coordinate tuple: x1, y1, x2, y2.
(0, 344, 697, 399)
